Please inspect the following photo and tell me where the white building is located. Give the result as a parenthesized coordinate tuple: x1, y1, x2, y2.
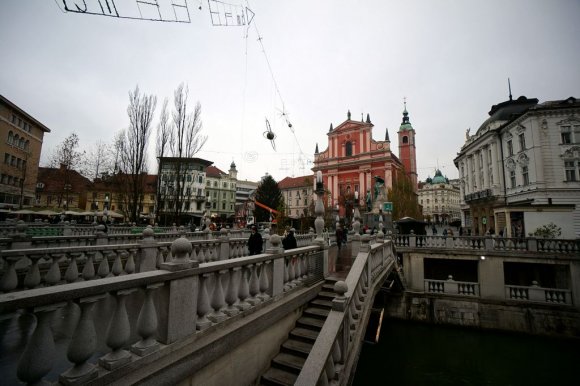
(278, 175, 314, 220)
(454, 95, 580, 238)
(418, 169, 460, 225)
(205, 162, 237, 222)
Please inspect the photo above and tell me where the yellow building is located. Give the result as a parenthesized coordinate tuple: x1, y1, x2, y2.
(0, 95, 50, 209)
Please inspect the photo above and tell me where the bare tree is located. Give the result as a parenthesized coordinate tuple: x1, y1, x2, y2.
(48, 132, 86, 208)
(117, 86, 157, 223)
(159, 84, 207, 225)
(86, 140, 113, 180)
(155, 98, 170, 222)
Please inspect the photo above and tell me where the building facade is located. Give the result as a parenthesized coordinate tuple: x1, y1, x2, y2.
(312, 107, 417, 219)
(454, 95, 580, 238)
(418, 169, 460, 225)
(0, 95, 50, 209)
(36, 165, 91, 210)
(158, 157, 212, 224)
(278, 175, 314, 219)
(205, 162, 237, 222)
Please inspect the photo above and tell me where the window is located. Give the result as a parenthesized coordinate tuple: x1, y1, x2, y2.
(402, 136, 408, 144)
(522, 166, 529, 186)
(187, 174, 192, 182)
(4, 153, 9, 164)
(345, 141, 353, 156)
(565, 161, 577, 181)
(7, 131, 13, 145)
(561, 126, 571, 144)
(518, 133, 526, 151)
(289, 191, 292, 197)
(510, 170, 516, 188)
(222, 202, 226, 210)
(507, 140, 513, 156)
(296, 199, 299, 206)
(212, 202, 216, 209)
(488, 148, 492, 164)
(223, 182, 227, 188)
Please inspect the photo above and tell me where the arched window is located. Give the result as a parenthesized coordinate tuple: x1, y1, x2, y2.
(8, 131, 13, 145)
(19, 137, 25, 148)
(345, 141, 353, 156)
(13, 134, 19, 146)
(25, 140, 30, 150)
(402, 136, 408, 144)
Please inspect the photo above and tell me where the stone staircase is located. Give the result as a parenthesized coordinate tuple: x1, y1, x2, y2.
(259, 280, 337, 386)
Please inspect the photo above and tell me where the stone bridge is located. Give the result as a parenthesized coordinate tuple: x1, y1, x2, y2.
(0, 224, 398, 385)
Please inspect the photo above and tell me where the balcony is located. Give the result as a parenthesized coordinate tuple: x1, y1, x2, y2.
(464, 188, 494, 203)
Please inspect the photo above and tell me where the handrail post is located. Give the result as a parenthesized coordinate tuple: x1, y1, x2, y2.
(137, 226, 158, 272)
(219, 228, 230, 260)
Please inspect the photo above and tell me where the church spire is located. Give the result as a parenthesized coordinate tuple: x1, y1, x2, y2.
(315, 143, 319, 154)
(399, 98, 413, 131)
(385, 127, 390, 142)
(366, 113, 371, 124)
(329, 123, 333, 132)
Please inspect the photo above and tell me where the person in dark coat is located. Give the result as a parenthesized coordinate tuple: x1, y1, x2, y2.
(282, 228, 298, 250)
(335, 226, 343, 250)
(248, 225, 263, 255)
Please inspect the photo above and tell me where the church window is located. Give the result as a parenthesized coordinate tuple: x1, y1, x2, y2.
(345, 141, 353, 156)
(402, 136, 408, 144)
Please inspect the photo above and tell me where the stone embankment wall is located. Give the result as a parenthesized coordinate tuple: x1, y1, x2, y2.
(384, 292, 580, 338)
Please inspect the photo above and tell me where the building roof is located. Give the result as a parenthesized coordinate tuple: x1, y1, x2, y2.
(431, 169, 448, 184)
(91, 173, 158, 194)
(1, 94, 51, 133)
(37, 166, 91, 191)
(278, 175, 313, 189)
(206, 165, 226, 177)
(158, 157, 213, 167)
(476, 96, 539, 135)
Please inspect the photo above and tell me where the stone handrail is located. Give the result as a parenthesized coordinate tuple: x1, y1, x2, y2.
(296, 236, 396, 386)
(0, 236, 325, 385)
(505, 284, 572, 305)
(394, 234, 580, 255)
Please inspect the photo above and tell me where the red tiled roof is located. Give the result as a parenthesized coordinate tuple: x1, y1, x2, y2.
(37, 166, 91, 192)
(91, 174, 157, 194)
(206, 165, 226, 177)
(278, 175, 313, 189)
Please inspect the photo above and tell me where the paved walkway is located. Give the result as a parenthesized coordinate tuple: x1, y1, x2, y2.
(327, 244, 353, 280)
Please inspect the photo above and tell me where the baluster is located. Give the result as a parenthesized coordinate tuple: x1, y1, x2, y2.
(302, 254, 308, 279)
(236, 266, 251, 311)
(196, 273, 212, 330)
(131, 283, 163, 357)
(24, 253, 43, 289)
(111, 251, 124, 276)
(325, 354, 337, 381)
(289, 258, 297, 287)
(332, 339, 342, 365)
(99, 289, 136, 370)
(257, 262, 270, 301)
(98, 251, 111, 278)
(224, 268, 240, 316)
(82, 252, 96, 281)
(65, 252, 81, 283)
(283, 259, 291, 292)
(209, 270, 227, 323)
(125, 249, 136, 274)
(294, 256, 303, 284)
(60, 295, 105, 385)
(17, 303, 65, 384)
(198, 243, 207, 263)
(45, 253, 63, 286)
(247, 264, 261, 306)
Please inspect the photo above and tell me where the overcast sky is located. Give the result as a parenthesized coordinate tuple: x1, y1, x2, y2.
(1, 0, 579, 183)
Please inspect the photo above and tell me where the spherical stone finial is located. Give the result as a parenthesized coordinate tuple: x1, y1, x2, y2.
(334, 281, 348, 297)
(270, 233, 281, 248)
(171, 237, 193, 261)
(142, 225, 154, 238)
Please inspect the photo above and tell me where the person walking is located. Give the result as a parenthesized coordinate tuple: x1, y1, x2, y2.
(248, 225, 263, 255)
(335, 226, 343, 251)
(282, 228, 298, 250)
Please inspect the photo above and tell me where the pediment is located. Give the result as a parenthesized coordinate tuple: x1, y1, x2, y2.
(333, 120, 371, 132)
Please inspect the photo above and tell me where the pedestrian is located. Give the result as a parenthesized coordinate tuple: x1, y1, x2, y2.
(248, 225, 263, 255)
(442, 228, 448, 237)
(282, 228, 298, 250)
(336, 226, 343, 250)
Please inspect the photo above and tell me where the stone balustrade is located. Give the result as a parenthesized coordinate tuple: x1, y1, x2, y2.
(424, 277, 480, 296)
(0, 227, 268, 293)
(505, 284, 572, 305)
(0, 235, 325, 385)
(395, 233, 580, 255)
(296, 238, 396, 386)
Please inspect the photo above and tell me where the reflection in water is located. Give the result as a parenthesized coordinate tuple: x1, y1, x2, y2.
(354, 319, 578, 386)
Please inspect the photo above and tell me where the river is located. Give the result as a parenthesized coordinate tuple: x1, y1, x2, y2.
(353, 318, 578, 386)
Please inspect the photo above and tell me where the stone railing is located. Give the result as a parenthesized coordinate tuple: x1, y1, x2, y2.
(296, 236, 396, 386)
(505, 283, 572, 305)
(395, 233, 580, 255)
(424, 277, 480, 297)
(0, 228, 258, 293)
(0, 236, 325, 385)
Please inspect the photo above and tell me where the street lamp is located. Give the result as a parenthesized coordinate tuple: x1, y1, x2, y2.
(104, 196, 109, 224)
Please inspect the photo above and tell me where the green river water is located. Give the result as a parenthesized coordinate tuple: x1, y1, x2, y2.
(353, 319, 578, 386)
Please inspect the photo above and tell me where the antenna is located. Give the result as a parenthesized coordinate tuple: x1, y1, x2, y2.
(508, 78, 512, 101)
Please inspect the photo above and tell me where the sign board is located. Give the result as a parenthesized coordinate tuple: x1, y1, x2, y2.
(482, 217, 487, 225)
(382, 202, 393, 212)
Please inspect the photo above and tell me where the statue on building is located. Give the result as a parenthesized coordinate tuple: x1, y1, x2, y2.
(365, 189, 372, 212)
(374, 176, 385, 200)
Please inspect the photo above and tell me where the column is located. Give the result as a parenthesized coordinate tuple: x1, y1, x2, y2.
(482, 145, 490, 188)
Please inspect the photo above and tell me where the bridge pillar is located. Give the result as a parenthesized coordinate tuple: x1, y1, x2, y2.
(219, 228, 230, 260)
(267, 234, 285, 296)
(158, 238, 199, 344)
(137, 226, 158, 272)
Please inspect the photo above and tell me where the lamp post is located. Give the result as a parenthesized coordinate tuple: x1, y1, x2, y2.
(314, 171, 325, 241)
